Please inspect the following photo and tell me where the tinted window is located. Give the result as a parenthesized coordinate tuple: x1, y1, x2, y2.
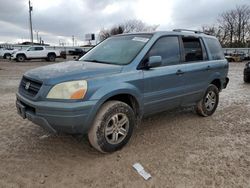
(205, 38, 224, 60)
(35, 47, 43, 51)
(147, 36, 180, 66)
(28, 47, 36, 51)
(182, 37, 203, 62)
(36, 47, 43, 51)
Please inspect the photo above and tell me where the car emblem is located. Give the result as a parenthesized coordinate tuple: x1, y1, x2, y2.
(25, 82, 31, 90)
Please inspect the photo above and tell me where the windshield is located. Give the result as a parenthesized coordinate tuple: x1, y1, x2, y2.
(80, 34, 152, 65)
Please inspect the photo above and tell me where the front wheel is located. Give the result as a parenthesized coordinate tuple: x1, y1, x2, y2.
(196, 84, 219, 117)
(16, 54, 25, 62)
(88, 101, 135, 153)
(3, 53, 11, 59)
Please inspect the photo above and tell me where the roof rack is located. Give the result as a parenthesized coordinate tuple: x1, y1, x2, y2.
(173, 29, 204, 34)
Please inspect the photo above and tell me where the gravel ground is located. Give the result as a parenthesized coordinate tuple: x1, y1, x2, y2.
(0, 59, 249, 188)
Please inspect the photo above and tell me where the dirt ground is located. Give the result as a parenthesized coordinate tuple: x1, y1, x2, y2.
(0, 59, 249, 188)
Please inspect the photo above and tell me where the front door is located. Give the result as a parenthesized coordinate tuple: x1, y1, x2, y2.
(142, 36, 186, 115)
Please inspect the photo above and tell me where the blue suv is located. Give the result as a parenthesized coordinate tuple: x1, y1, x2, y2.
(16, 30, 229, 153)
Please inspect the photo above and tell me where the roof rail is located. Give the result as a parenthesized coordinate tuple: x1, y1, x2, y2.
(173, 29, 204, 34)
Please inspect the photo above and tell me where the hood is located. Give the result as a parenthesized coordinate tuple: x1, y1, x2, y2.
(24, 61, 123, 85)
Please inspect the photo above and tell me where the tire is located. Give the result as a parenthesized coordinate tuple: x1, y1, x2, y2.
(88, 100, 135, 153)
(3, 53, 11, 59)
(16, 54, 25, 62)
(47, 54, 56, 62)
(196, 84, 219, 117)
(244, 74, 250, 83)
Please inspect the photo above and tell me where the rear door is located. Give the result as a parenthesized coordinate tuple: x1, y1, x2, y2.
(142, 36, 187, 115)
(179, 36, 211, 105)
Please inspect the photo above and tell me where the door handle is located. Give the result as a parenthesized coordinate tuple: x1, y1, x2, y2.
(176, 69, 184, 75)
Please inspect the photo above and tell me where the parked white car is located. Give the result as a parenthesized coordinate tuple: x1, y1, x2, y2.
(0, 48, 18, 59)
(11, 46, 61, 62)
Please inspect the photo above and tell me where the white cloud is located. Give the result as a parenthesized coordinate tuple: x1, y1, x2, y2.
(135, 0, 174, 26)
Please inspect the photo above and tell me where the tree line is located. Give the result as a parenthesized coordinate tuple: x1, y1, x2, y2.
(202, 4, 250, 48)
(99, 20, 158, 41)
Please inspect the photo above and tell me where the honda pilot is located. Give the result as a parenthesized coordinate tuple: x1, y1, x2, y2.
(16, 30, 229, 153)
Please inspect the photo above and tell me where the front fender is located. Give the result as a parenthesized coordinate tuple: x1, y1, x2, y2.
(84, 83, 143, 132)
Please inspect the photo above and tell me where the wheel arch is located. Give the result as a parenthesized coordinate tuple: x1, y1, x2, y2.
(86, 89, 143, 133)
(47, 52, 56, 57)
(16, 53, 27, 58)
(210, 79, 222, 91)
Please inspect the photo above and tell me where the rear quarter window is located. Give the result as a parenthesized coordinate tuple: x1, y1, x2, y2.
(204, 38, 224, 60)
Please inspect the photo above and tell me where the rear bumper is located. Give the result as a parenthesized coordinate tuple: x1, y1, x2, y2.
(16, 92, 98, 134)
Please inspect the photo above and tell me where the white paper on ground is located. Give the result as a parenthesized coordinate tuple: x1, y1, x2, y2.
(133, 163, 151, 180)
(39, 134, 50, 139)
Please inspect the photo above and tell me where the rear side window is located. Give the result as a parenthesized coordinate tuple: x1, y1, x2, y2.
(35, 47, 43, 51)
(147, 36, 180, 66)
(205, 38, 224, 60)
(182, 37, 203, 62)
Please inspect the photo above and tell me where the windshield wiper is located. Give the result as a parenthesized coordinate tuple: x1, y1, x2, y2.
(83, 59, 114, 65)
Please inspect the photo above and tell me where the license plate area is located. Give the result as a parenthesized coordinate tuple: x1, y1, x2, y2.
(16, 101, 26, 119)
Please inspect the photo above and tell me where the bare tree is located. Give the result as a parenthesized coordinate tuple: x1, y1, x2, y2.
(235, 5, 250, 44)
(216, 5, 250, 47)
(201, 25, 228, 45)
(99, 19, 158, 41)
(122, 20, 158, 33)
(219, 9, 237, 47)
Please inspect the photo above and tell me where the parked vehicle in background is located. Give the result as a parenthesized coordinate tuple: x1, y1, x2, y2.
(244, 53, 250, 60)
(11, 46, 61, 62)
(0, 48, 18, 59)
(244, 62, 250, 83)
(225, 53, 243, 62)
(68, 48, 86, 56)
(16, 30, 229, 153)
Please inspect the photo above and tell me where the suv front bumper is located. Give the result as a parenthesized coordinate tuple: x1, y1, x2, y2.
(16, 93, 98, 134)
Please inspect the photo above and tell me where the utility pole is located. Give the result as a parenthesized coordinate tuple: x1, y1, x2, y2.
(72, 35, 75, 46)
(35, 31, 39, 43)
(28, 0, 34, 44)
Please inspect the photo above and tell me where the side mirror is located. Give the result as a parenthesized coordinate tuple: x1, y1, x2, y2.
(147, 56, 162, 68)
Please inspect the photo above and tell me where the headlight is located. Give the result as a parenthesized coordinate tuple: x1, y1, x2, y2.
(47, 80, 87, 99)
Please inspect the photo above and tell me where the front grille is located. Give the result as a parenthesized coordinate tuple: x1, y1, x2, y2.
(20, 76, 42, 97)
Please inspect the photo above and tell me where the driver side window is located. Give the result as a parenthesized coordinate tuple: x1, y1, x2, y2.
(147, 36, 181, 67)
(28, 47, 36, 51)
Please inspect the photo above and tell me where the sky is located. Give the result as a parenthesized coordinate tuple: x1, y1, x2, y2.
(0, 0, 249, 45)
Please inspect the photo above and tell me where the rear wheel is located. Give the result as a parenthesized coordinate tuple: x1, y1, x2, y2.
(196, 84, 219, 117)
(3, 53, 11, 59)
(88, 101, 135, 153)
(16, 54, 25, 62)
(47, 54, 56, 62)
